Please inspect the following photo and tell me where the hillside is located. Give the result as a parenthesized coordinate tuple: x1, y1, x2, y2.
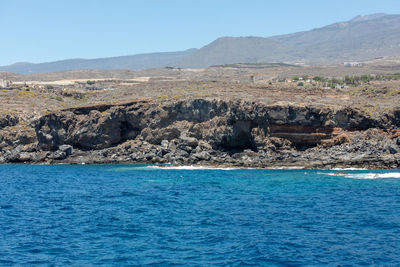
(1, 13, 400, 73)
(0, 49, 196, 74)
(270, 14, 400, 64)
(172, 37, 295, 68)
(176, 14, 400, 67)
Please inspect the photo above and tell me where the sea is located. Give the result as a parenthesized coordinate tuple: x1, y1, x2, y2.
(1, 165, 400, 266)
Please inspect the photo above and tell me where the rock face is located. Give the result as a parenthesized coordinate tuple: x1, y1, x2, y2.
(27, 99, 400, 168)
(0, 114, 19, 129)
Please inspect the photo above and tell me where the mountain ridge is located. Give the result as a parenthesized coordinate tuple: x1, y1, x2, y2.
(176, 13, 400, 67)
(2, 13, 400, 73)
(0, 49, 197, 74)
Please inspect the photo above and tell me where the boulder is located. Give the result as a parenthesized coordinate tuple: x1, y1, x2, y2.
(161, 140, 169, 149)
(141, 127, 180, 145)
(0, 114, 19, 129)
(191, 151, 211, 161)
(58, 145, 73, 156)
(179, 136, 198, 147)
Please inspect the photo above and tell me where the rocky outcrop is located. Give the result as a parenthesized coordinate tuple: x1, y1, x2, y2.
(0, 114, 19, 129)
(1, 98, 400, 168)
(28, 99, 400, 167)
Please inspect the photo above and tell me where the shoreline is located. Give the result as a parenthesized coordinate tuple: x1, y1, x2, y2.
(0, 160, 396, 171)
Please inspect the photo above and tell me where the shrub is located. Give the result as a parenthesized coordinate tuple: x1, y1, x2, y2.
(313, 76, 325, 82)
(18, 90, 36, 97)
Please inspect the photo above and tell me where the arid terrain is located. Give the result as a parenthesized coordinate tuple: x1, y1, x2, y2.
(2, 58, 400, 114)
(1, 58, 400, 167)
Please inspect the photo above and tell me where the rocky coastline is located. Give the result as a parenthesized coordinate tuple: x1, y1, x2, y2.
(1, 98, 400, 168)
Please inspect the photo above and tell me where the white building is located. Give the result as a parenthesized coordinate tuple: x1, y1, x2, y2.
(344, 62, 363, 67)
(0, 79, 11, 88)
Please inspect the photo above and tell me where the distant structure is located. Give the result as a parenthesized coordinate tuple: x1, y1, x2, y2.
(344, 62, 363, 67)
(335, 84, 349, 89)
(0, 79, 11, 88)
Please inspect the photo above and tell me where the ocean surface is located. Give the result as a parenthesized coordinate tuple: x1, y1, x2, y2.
(1, 165, 400, 266)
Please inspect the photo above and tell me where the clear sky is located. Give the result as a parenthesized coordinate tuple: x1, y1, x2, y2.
(1, 0, 399, 65)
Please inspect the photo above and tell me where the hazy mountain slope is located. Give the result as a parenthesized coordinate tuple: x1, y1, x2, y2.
(2, 13, 400, 73)
(270, 14, 400, 63)
(172, 37, 294, 68)
(0, 49, 197, 74)
(176, 13, 400, 67)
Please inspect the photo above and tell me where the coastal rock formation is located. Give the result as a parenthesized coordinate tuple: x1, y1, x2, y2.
(29, 99, 400, 167)
(1, 99, 399, 168)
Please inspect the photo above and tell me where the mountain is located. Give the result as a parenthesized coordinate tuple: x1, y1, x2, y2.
(171, 37, 296, 68)
(176, 13, 400, 67)
(1, 13, 400, 73)
(0, 49, 197, 74)
(269, 13, 400, 64)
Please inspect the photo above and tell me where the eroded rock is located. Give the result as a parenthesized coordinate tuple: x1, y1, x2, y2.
(0, 98, 395, 168)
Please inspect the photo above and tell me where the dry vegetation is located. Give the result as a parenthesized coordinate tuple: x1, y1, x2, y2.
(1, 58, 400, 121)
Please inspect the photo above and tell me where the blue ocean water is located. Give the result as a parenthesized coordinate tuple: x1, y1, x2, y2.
(1, 165, 400, 266)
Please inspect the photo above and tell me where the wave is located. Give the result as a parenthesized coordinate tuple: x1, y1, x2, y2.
(111, 166, 162, 171)
(331, 167, 368, 171)
(152, 165, 236, 170)
(265, 166, 305, 170)
(110, 165, 236, 171)
(327, 172, 400, 179)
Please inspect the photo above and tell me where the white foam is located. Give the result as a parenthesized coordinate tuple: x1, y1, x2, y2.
(110, 165, 236, 171)
(328, 172, 400, 179)
(265, 166, 305, 170)
(154, 165, 236, 170)
(331, 167, 368, 171)
(111, 166, 162, 171)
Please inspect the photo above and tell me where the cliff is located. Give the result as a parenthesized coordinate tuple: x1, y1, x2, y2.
(1, 98, 399, 168)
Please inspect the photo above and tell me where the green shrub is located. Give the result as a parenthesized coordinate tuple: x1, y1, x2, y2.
(313, 76, 325, 82)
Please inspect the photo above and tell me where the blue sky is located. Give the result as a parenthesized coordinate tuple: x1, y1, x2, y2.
(1, 0, 399, 65)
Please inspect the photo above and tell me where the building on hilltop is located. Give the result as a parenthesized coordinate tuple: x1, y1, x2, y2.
(344, 62, 363, 67)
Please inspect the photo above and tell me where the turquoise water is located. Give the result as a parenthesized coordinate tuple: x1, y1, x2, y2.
(1, 165, 400, 265)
